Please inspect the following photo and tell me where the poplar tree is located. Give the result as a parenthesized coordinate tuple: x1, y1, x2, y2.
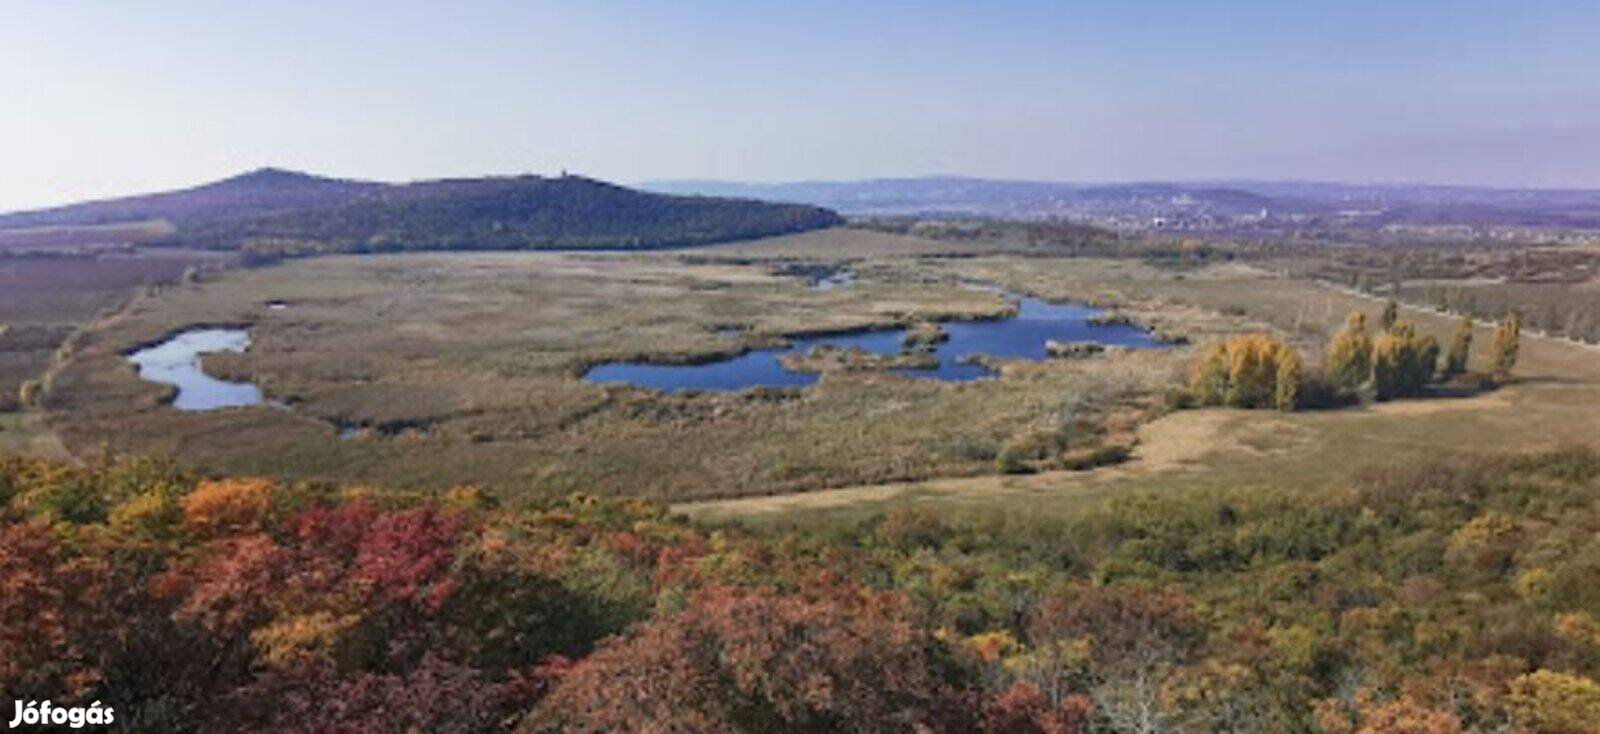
(1491, 312, 1521, 381)
(1372, 323, 1439, 400)
(1379, 299, 1400, 330)
(1444, 316, 1473, 377)
(1188, 334, 1303, 410)
(1325, 312, 1373, 393)
(1274, 347, 1302, 411)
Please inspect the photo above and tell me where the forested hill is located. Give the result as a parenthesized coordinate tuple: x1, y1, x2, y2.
(177, 174, 844, 252)
(0, 169, 844, 253)
(0, 168, 382, 230)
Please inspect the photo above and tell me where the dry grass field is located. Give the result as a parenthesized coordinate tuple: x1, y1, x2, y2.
(22, 228, 1600, 520)
(0, 248, 229, 409)
(683, 258, 1600, 528)
(39, 232, 1192, 501)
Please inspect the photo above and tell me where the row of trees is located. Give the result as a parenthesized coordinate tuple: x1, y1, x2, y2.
(1189, 302, 1522, 410)
(1325, 310, 1443, 401)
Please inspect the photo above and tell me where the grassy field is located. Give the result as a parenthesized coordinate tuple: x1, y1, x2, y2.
(0, 248, 229, 410)
(683, 259, 1600, 528)
(0, 219, 174, 251)
(28, 228, 1600, 518)
(41, 230, 1193, 501)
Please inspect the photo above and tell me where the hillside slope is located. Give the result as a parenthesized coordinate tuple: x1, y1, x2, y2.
(178, 174, 844, 252)
(0, 168, 381, 230)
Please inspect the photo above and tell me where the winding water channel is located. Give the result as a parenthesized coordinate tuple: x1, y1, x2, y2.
(127, 329, 263, 411)
(584, 293, 1163, 393)
(126, 288, 1165, 407)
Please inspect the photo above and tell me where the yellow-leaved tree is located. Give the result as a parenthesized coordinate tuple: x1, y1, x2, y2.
(1188, 334, 1302, 410)
(1507, 669, 1600, 734)
(1490, 311, 1521, 381)
(1371, 323, 1439, 401)
(1443, 316, 1473, 377)
(1325, 312, 1374, 393)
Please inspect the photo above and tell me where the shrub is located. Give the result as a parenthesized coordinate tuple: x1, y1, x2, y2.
(181, 478, 276, 536)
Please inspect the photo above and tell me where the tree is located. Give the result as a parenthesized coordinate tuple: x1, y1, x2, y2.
(17, 379, 42, 409)
(1490, 311, 1521, 381)
(1187, 344, 1229, 406)
(1325, 312, 1374, 393)
(528, 585, 974, 734)
(1315, 690, 1464, 734)
(981, 682, 1091, 734)
(1187, 334, 1302, 410)
(1027, 584, 1204, 734)
(1223, 335, 1281, 408)
(1379, 299, 1400, 330)
(1507, 670, 1600, 734)
(1443, 316, 1473, 377)
(1371, 323, 1439, 401)
(1274, 346, 1302, 411)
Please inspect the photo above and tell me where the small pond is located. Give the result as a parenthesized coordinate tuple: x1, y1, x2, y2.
(584, 294, 1163, 393)
(127, 329, 264, 411)
(811, 271, 854, 291)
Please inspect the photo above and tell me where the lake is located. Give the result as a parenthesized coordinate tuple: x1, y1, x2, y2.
(584, 293, 1162, 392)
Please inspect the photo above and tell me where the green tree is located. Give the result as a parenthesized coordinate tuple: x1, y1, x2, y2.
(1443, 316, 1473, 377)
(1490, 312, 1521, 381)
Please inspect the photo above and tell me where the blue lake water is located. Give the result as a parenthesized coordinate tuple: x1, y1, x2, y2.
(127, 329, 264, 411)
(584, 295, 1162, 393)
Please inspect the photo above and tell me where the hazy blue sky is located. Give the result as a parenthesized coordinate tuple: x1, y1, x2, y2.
(4, 0, 1599, 209)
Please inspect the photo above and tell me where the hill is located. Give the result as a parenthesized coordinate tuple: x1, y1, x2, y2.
(0, 168, 381, 231)
(177, 174, 844, 253)
(0, 169, 843, 253)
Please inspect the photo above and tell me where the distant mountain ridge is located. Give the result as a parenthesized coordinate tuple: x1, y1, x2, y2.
(0, 169, 843, 252)
(642, 177, 1600, 229)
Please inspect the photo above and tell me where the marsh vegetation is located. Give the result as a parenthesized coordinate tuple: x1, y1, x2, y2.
(38, 232, 1180, 500)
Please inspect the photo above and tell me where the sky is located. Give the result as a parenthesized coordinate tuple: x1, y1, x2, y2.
(4, 0, 1600, 210)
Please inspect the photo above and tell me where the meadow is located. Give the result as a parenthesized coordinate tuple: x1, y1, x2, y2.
(0, 248, 229, 454)
(683, 254, 1600, 528)
(39, 230, 1194, 501)
(19, 226, 1600, 520)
